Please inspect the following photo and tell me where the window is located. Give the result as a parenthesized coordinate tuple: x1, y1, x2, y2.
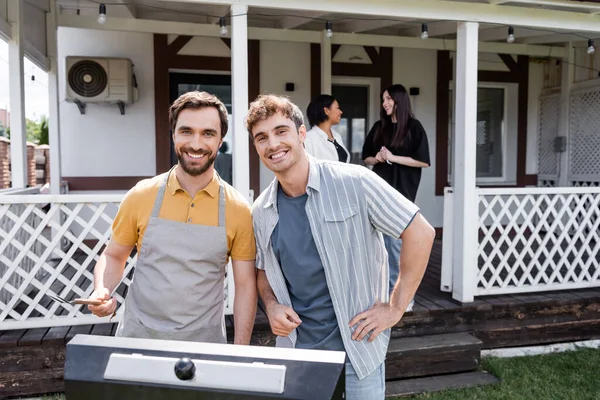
(448, 86, 507, 184)
(332, 84, 369, 165)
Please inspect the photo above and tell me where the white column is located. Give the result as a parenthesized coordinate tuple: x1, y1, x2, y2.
(321, 31, 332, 95)
(47, 0, 62, 195)
(557, 43, 573, 188)
(7, 0, 27, 188)
(452, 22, 479, 303)
(230, 4, 250, 202)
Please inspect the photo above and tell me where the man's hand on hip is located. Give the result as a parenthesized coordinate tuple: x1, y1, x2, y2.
(266, 303, 302, 337)
(349, 301, 403, 342)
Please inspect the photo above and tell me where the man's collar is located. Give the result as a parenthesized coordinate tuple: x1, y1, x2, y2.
(168, 166, 219, 197)
(263, 179, 278, 209)
(263, 155, 320, 209)
(306, 155, 321, 193)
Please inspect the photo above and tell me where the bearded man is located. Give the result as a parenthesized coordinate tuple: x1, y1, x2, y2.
(88, 91, 257, 345)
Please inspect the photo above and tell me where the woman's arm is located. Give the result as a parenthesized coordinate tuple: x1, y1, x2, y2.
(390, 155, 429, 168)
(362, 122, 381, 164)
(384, 151, 429, 168)
(364, 156, 381, 166)
(382, 120, 431, 168)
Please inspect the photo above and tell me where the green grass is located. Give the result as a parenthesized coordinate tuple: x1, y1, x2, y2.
(405, 348, 600, 400)
(39, 348, 600, 400)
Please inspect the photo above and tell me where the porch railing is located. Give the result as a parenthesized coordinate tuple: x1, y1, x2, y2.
(442, 186, 600, 299)
(0, 194, 234, 330)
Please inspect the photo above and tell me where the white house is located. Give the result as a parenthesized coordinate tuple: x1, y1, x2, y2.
(1, 0, 599, 331)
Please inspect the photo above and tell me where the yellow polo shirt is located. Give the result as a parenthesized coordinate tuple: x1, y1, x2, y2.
(111, 168, 256, 261)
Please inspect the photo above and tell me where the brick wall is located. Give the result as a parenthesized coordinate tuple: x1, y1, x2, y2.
(27, 142, 36, 187)
(0, 138, 9, 189)
(37, 144, 50, 184)
(0, 139, 50, 188)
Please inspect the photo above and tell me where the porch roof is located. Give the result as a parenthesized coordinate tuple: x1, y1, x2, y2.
(56, 0, 600, 41)
(2, 0, 600, 74)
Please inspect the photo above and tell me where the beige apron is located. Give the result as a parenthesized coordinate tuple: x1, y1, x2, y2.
(115, 169, 229, 343)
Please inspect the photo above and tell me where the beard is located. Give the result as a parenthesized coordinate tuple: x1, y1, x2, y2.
(176, 147, 217, 177)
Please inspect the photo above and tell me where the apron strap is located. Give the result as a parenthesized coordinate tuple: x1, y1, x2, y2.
(152, 168, 225, 225)
(218, 183, 226, 227)
(150, 169, 172, 218)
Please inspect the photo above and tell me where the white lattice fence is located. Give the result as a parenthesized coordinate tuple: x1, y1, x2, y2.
(0, 194, 234, 330)
(571, 180, 600, 187)
(539, 179, 557, 188)
(569, 181, 600, 237)
(538, 93, 560, 179)
(570, 87, 600, 181)
(477, 187, 600, 295)
(0, 188, 46, 308)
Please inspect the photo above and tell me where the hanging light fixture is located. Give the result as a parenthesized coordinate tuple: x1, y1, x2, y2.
(97, 3, 107, 24)
(325, 20, 333, 38)
(420, 23, 429, 40)
(588, 39, 595, 55)
(506, 26, 515, 43)
(219, 17, 228, 36)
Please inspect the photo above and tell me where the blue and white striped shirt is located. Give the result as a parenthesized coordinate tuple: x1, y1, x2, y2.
(252, 156, 419, 379)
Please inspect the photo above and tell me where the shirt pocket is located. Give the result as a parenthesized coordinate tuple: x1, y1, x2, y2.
(323, 205, 361, 255)
(324, 204, 359, 223)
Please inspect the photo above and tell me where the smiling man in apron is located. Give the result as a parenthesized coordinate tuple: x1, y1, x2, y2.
(87, 91, 257, 345)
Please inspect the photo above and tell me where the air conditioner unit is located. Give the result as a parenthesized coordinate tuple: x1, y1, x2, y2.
(66, 56, 133, 114)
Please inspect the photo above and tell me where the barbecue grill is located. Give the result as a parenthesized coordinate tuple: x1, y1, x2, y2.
(65, 334, 346, 399)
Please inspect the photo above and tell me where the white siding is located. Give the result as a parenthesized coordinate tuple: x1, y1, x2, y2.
(169, 35, 231, 57)
(58, 27, 155, 177)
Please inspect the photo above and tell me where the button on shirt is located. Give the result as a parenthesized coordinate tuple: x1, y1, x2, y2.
(252, 156, 419, 380)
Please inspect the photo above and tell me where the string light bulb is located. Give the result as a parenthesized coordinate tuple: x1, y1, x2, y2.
(97, 3, 107, 24)
(507, 26, 515, 43)
(588, 39, 595, 55)
(420, 23, 429, 40)
(325, 20, 333, 38)
(219, 17, 228, 36)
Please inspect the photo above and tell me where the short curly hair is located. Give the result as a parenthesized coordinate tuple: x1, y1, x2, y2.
(245, 94, 305, 140)
(169, 91, 229, 137)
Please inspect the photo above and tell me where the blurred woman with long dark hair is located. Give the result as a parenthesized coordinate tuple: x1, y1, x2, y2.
(362, 84, 430, 306)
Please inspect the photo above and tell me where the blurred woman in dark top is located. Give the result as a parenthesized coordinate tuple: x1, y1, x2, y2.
(362, 84, 430, 308)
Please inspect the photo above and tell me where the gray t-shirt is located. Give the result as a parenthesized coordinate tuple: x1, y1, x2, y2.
(271, 185, 345, 352)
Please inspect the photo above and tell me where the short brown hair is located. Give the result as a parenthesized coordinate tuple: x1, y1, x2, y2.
(245, 94, 305, 139)
(169, 91, 229, 137)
